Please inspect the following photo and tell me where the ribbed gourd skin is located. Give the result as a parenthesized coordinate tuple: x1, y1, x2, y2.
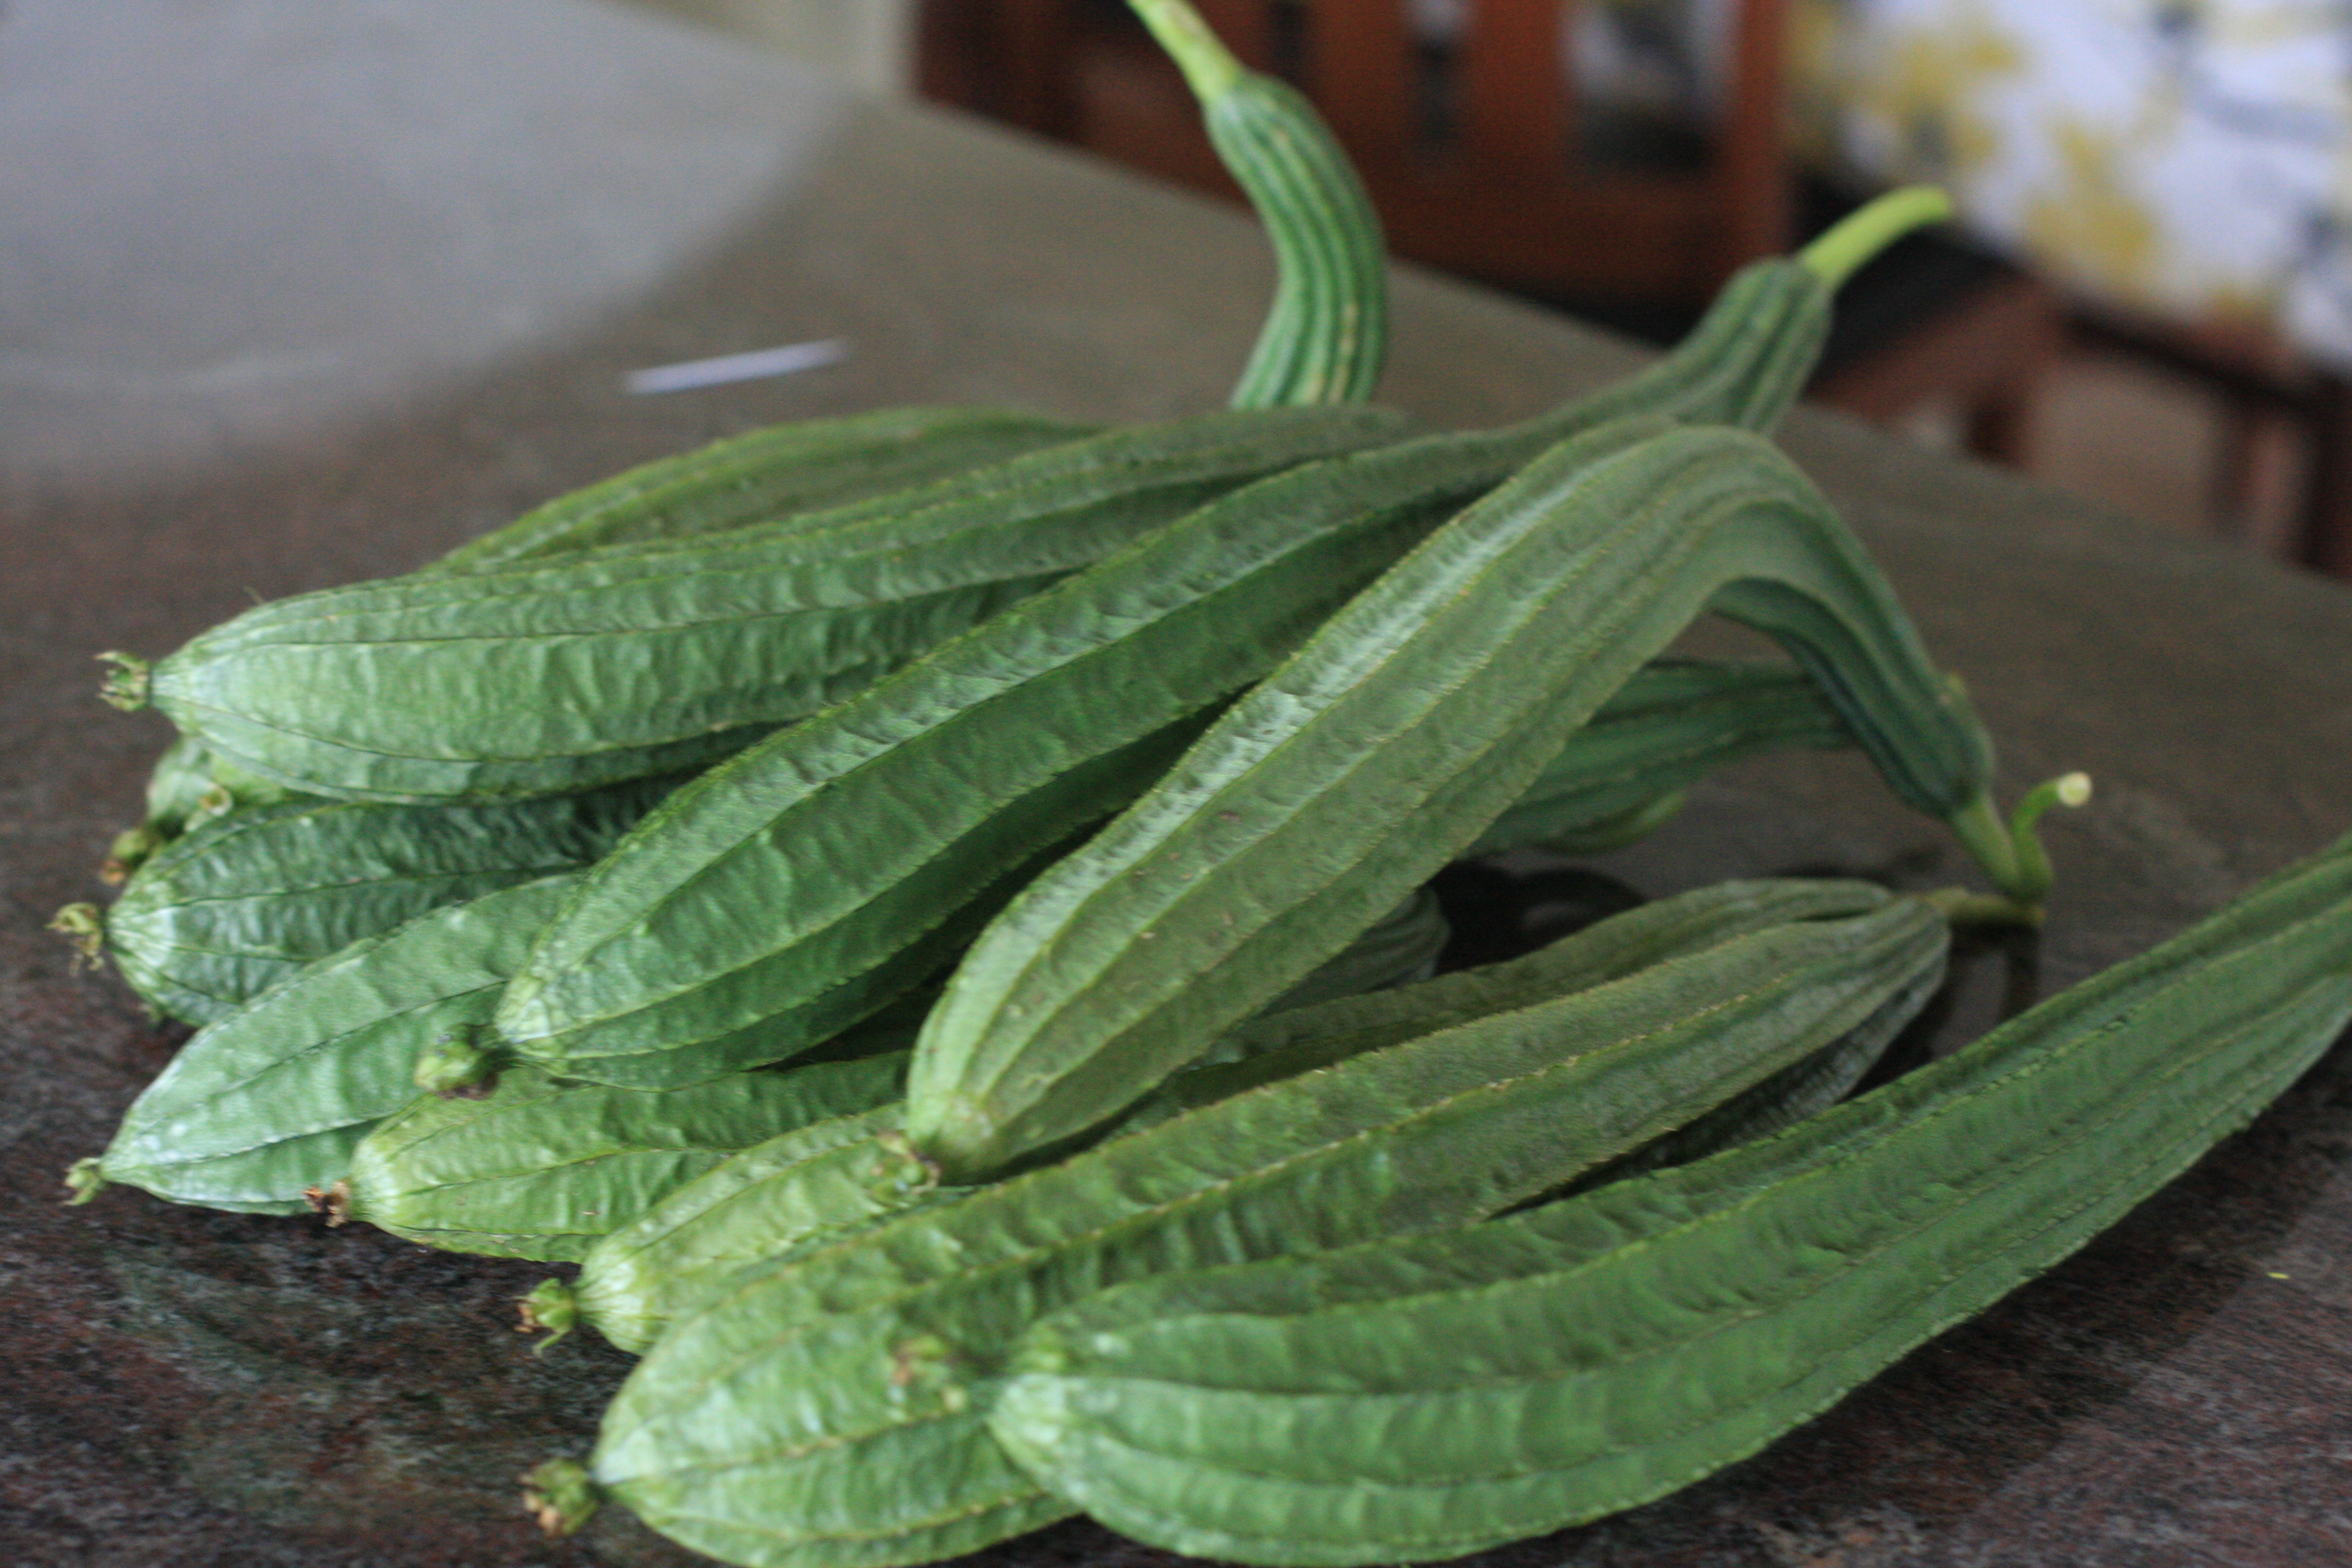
(1211, 71, 1388, 410)
(1126, 878, 1909, 1129)
(144, 406, 1406, 803)
(341, 1048, 912, 1263)
(88, 872, 585, 1214)
(906, 420, 1994, 1181)
(990, 834, 2352, 1567)
(550, 882, 1454, 1356)
(1466, 658, 1851, 857)
(583, 895, 1945, 1568)
(488, 263, 1834, 1094)
(423, 406, 1096, 573)
(102, 779, 681, 1025)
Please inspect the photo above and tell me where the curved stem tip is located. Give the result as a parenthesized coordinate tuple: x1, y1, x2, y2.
(1799, 186, 1955, 289)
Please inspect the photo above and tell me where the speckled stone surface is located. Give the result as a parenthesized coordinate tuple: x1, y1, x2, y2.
(4, 2, 2350, 1564)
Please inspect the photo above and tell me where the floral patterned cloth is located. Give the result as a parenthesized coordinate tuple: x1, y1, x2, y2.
(1791, 0, 2352, 368)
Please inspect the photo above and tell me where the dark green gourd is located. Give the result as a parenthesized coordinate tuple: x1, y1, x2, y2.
(108, 405, 1408, 803)
(480, 223, 1878, 1093)
(535, 878, 1903, 1356)
(991, 832, 2352, 1566)
(905, 420, 2040, 1180)
(91, 780, 679, 1025)
(336, 1050, 912, 1263)
(543, 895, 1945, 1568)
(67, 874, 586, 1214)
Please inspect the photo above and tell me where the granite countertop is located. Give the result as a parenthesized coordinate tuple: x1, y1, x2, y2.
(3, 2, 2349, 1564)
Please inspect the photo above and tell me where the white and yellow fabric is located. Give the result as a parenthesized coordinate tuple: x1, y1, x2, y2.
(1791, 0, 2352, 369)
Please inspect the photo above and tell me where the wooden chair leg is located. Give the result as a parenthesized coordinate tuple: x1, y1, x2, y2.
(2207, 396, 2271, 541)
(2294, 374, 2352, 579)
(1964, 377, 2037, 467)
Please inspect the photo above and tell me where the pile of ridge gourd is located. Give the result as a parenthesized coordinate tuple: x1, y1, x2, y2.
(52, 4, 2352, 1565)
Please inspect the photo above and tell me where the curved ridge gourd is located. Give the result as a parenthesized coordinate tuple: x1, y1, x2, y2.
(122, 405, 1406, 803)
(96, 779, 681, 1025)
(336, 1049, 911, 1262)
(482, 423, 1537, 1093)
(989, 834, 2352, 1567)
(423, 407, 1097, 573)
(541, 877, 1884, 1354)
(573, 895, 1947, 1568)
(485, 244, 1860, 1096)
(906, 422, 2004, 1180)
(73, 873, 586, 1215)
(1129, 0, 1388, 408)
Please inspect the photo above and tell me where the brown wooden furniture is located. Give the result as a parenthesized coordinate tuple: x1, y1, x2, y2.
(919, 0, 1792, 305)
(915, 0, 2065, 469)
(2067, 303, 2352, 577)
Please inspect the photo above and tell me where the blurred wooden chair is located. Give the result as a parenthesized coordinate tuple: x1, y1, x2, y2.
(915, 0, 2066, 465)
(2063, 301, 2352, 576)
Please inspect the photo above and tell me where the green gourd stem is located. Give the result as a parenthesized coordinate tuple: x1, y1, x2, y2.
(63, 1158, 106, 1206)
(1920, 887, 2042, 927)
(518, 1279, 579, 1356)
(2009, 769, 2094, 903)
(524, 1459, 603, 1538)
(1129, 0, 1241, 99)
(1797, 186, 1954, 288)
(96, 650, 150, 711)
(1132, 0, 1387, 407)
(48, 903, 104, 968)
(1945, 769, 2091, 914)
(413, 1027, 502, 1094)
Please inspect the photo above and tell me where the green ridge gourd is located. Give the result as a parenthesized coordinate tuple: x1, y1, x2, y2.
(988, 831, 2352, 1566)
(100, 405, 1406, 803)
(333, 1050, 912, 1263)
(475, 195, 1939, 1093)
(531, 877, 1901, 1356)
(517, 883, 1449, 1354)
(65, 874, 587, 1214)
(517, 881, 1450, 1353)
(905, 417, 2053, 1180)
(434, 0, 1376, 581)
(425, 407, 1096, 573)
(534, 893, 1946, 1568)
(80, 779, 679, 1025)
(1129, 0, 1388, 409)
(96, 415, 1094, 875)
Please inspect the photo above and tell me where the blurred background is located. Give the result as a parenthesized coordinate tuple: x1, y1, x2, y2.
(628, 0, 2352, 577)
